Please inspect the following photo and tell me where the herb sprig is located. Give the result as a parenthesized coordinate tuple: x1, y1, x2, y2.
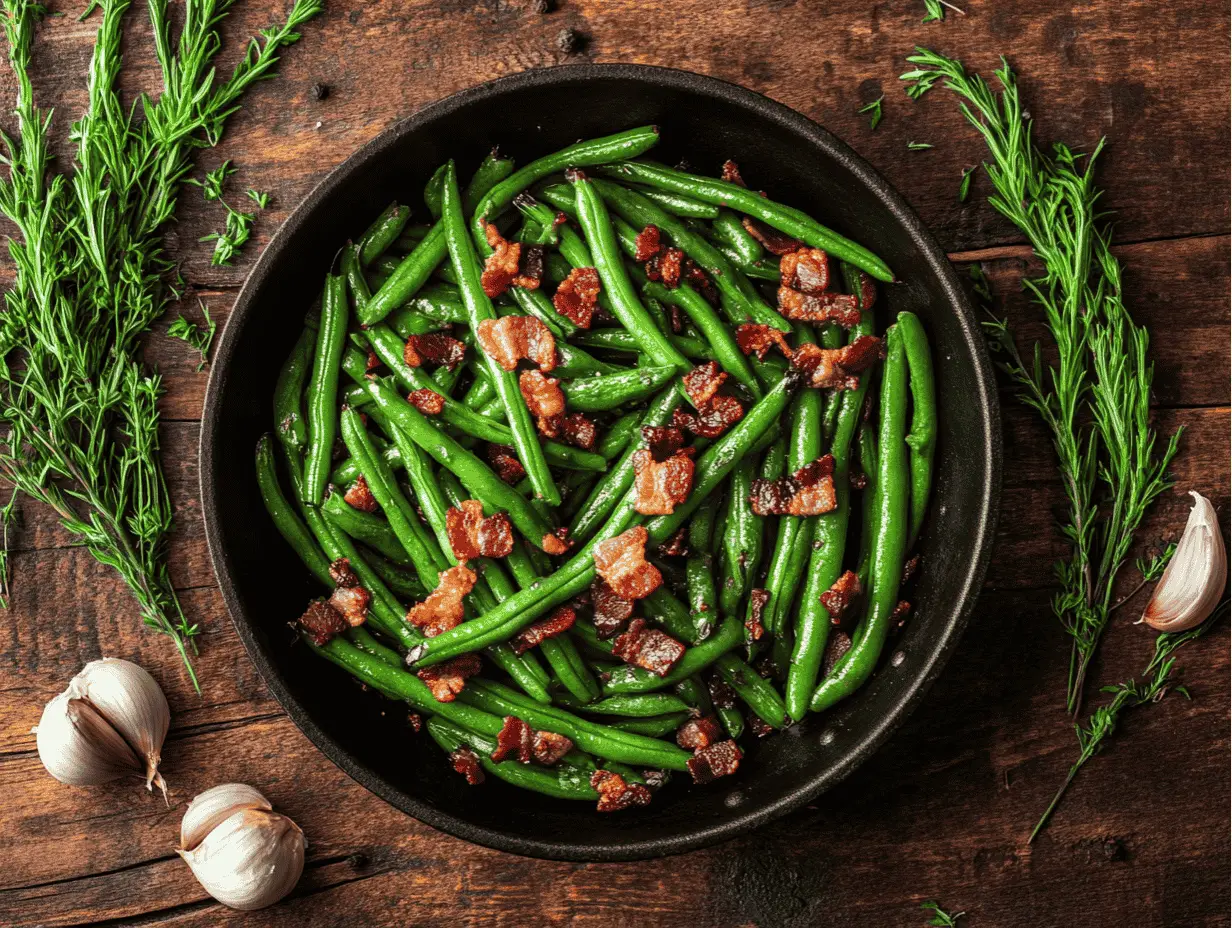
(921, 0, 964, 24)
(858, 96, 884, 130)
(901, 50, 1181, 719)
(192, 161, 272, 266)
(921, 900, 965, 926)
(168, 304, 217, 371)
(0, 0, 321, 688)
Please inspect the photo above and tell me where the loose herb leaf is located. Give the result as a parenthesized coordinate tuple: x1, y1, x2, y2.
(922, 0, 964, 22)
(907, 141, 934, 150)
(189, 160, 236, 201)
(167, 304, 217, 372)
(921, 901, 965, 926)
(247, 188, 271, 209)
(959, 165, 975, 202)
(858, 96, 884, 130)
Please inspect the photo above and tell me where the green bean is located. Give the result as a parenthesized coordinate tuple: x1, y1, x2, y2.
(718, 454, 762, 616)
(559, 692, 692, 717)
(560, 365, 676, 412)
(608, 712, 691, 737)
(366, 552, 429, 601)
(686, 495, 720, 641)
(358, 201, 412, 267)
(643, 586, 697, 642)
(361, 223, 448, 325)
(855, 420, 878, 590)
(273, 326, 315, 453)
(712, 208, 764, 265)
(543, 634, 602, 703)
(601, 160, 894, 282)
(570, 327, 715, 361)
(462, 362, 497, 410)
(303, 274, 347, 505)
(570, 172, 690, 372)
(739, 257, 781, 282)
(441, 162, 561, 505)
(595, 615, 744, 695)
(256, 435, 334, 588)
(714, 653, 788, 728)
(637, 187, 720, 219)
(347, 625, 404, 668)
(321, 490, 415, 568)
(897, 311, 936, 548)
(811, 324, 909, 712)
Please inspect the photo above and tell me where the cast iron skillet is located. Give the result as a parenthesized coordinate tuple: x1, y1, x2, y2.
(201, 64, 1000, 861)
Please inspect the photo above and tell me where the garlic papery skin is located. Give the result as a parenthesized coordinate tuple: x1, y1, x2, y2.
(180, 783, 272, 850)
(67, 658, 170, 795)
(179, 804, 306, 911)
(1140, 491, 1228, 632)
(35, 691, 143, 785)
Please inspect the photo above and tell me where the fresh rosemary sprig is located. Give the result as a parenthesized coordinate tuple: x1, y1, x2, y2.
(858, 96, 884, 130)
(958, 165, 974, 202)
(921, 900, 965, 926)
(168, 304, 217, 372)
(901, 49, 1181, 717)
(0, 0, 321, 689)
(1029, 603, 1227, 842)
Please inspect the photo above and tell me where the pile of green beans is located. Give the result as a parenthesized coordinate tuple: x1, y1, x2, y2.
(256, 128, 937, 810)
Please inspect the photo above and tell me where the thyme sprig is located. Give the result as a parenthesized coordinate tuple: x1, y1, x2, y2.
(901, 49, 1181, 717)
(168, 303, 217, 371)
(192, 161, 271, 266)
(858, 96, 884, 130)
(0, 0, 320, 689)
(921, 900, 965, 926)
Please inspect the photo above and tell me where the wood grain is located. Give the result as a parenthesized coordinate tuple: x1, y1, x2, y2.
(0, 1, 1227, 926)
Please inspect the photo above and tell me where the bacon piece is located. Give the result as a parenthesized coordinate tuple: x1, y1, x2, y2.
(721, 160, 746, 187)
(510, 606, 576, 654)
(668, 303, 684, 334)
(542, 529, 571, 556)
(480, 224, 543, 297)
(329, 558, 360, 588)
(745, 587, 770, 642)
(486, 443, 526, 484)
(682, 362, 729, 407)
(445, 499, 514, 562)
(328, 585, 370, 627)
(708, 676, 737, 710)
(645, 246, 684, 288)
(850, 470, 869, 491)
(408, 712, 423, 733)
(687, 740, 743, 784)
(491, 715, 535, 763)
(592, 526, 662, 600)
(741, 217, 800, 256)
(611, 618, 686, 677)
(297, 600, 349, 646)
(552, 266, 601, 329)
(533, 730, 574, 766)
(657, 527, 688, 558)
(561, 413, 597, 451)
(823, 629, 853, 677)
(820, 570, 862, 624)
(633, 224, 662, 262)
(344, 475, 378, 513)
(407, 388, 446, 415)
(684, 259, 718, 304)
(642, 425, 687, 461)
(750, 456, 837, 517)
(748, 715, 774, 738)
(735, 323, 793, 361)
(672, 394, 745, 439)
(676, 715, 723, 750)
(476, 316, 557, 372)
(406, 565, 477, 637)
(632, 446, 695, 516)
(416, 653, 482, 703)
(520, 245, 546, 289)
(450, 747, 485, 785)
(791, 336, 886, 390)
(590, 769, 652, 812)
(891, 600, 912, 628)
(783, 249, 836, 296)
(903, 554, 922, 585)
(519, 370, 566, 437)
(591, 578, 634, 639)
(365, 350, 381, 372)
(403, 333, 467, 371)
(778, 286, 862, 328)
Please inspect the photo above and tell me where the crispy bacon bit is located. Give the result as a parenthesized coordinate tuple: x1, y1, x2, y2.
(903, 554, 922, 584)
(533, 730, 574, 766)
(823, 630, 853, 677)
(742, 216, 800, 256)
(745, 588, 770, 641)
(450, 747, 485, 785)
(721, 160, 746, 187)
(642, 769, 669, 791)
(446, 500, 514, 562)
(791, 336, 886, 390)
(480, 223, 543, 297)
(750, 456, 837, 516)
(365, 350, 381, 372)
(510, 606, 577, 654)
(486, 443, 526, 484)
(403, 332, 467, 371)
(552, 211, 568, 229)
(668, 303, 685, 334)
(590, 769, 652, 812)
(328, 585, 370, 627)
(749, 715, 774, 738)
(492, 715, 534, 763)
(682, 362, 729, 407)
(591, 578, 635, 639)
(297, 600, 348, 646)
(736, 323, 793, 360)
(344, 475, 378, 513)
(593, 526, 662, 600)
(519, 370, 566, 436)
(645, 246, 684, 288)
(408, 712, 423, 733)
(820, 570, 862, 624)
(631, 440, 696, 516)
(657, 526, 689, 558)
(633, 224, 662, 262)
(542, 528, 571, 556)
(416, 653, 482, 703)
(708, 676, 737, 710)
(891, 600, 912, 628)
(642, 425, 687, 461)
(552, 266, 601, 329)
(408, 388, 446, 415)
(406, 565, 477, 637)
(778, 286, 862, 328)
(672, 394, 745, 439)
(850, 470, 869, 491)
(476, 316, 557, 372)
(561, 413, 598, 451)
(329, 558, 360, 588)
(687, 740, 743, 784)
(611, 618, 686, 677)
(782, 247, 830, 293)
(684, 259, 718, 304)
(676, 715, 723, 750)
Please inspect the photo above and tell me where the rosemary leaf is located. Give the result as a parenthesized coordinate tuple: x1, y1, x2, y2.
(168, 304, 217, 372)
(858, 96, 884, 130)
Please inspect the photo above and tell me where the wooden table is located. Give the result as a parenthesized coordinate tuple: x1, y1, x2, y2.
(1, 2, 1227, 925)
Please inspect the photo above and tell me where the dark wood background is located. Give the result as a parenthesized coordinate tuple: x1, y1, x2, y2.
(0, 2, 1227, 926)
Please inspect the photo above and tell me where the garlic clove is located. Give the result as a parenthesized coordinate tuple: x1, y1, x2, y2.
(35, 692, 142, 785)
(69, 658, 170, 796)
(180, 783, 272, 851)
(1140, 491, 1228, 633)
(178, 807, 306, 911)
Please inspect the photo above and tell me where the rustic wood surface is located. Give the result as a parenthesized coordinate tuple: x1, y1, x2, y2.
(0, 1, 1228, 926)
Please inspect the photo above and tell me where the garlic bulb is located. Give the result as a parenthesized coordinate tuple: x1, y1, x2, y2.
(1140, 491, 1228, 632)
(35, 658, 170, 797)
(178, 784, 306, 911)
